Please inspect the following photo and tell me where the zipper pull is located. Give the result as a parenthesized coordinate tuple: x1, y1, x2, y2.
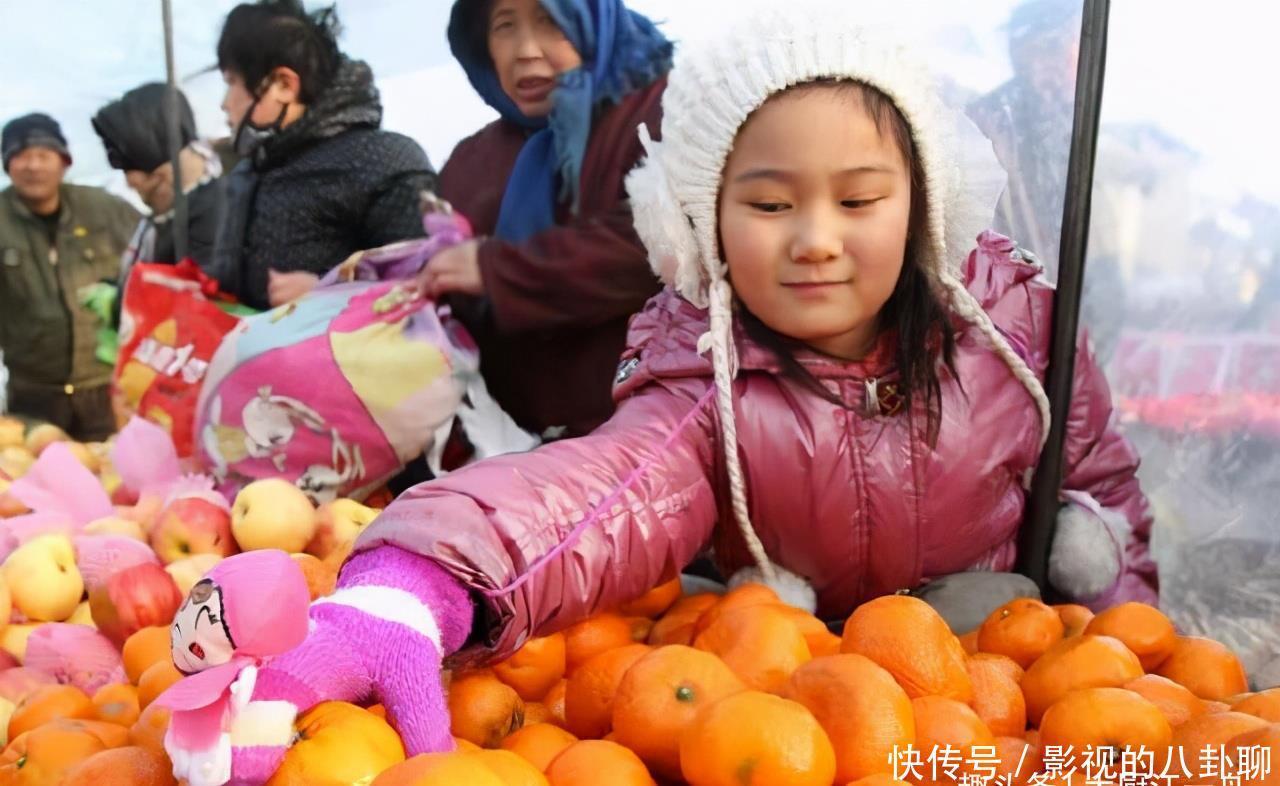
(863, 377, 880, 417)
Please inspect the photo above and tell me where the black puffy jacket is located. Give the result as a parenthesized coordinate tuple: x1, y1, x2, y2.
(211, 58, 438, 310)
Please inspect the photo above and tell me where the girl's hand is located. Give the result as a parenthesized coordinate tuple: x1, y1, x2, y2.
(413, 240, 484, 299)
(267, 270, 320, 306)
(1048, 503, 1128, 601)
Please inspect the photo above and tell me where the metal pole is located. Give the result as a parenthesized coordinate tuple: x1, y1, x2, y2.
(161, 0, 189, 261)
(1016, 0, 1111, 595)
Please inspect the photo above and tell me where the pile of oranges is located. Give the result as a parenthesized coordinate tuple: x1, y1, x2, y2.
(378, 582, 1279, 786)
(3, 578, 1279, 786)
(0, 624, 181, 784)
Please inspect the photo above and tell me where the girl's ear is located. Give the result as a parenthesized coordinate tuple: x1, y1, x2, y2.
(266, 66, 303, 104)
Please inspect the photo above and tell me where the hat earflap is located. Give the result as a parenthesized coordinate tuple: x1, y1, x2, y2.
(626, 126, 706, 307)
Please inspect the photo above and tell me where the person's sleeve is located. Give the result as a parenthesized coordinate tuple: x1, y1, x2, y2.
(474, 204, 661, 333)
(353, 378, 719, 665)
(360, 137, 439, 248)
(1055, 333, 1159, 605)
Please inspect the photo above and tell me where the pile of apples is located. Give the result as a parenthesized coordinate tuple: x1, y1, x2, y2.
(0, 415, 383, 750)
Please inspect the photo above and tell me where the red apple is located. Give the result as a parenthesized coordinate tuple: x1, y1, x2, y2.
(150, 497, 238, 564)
(110, 483, 139, 506)
(90, 562, 183, 647)
(0, 650, 19, 671)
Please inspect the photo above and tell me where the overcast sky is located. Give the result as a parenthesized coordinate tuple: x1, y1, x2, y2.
(1, 0, 1277, 209)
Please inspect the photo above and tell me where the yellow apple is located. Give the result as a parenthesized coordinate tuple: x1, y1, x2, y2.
(165, 553, 225, 596)
(64, 441, 101, 474)
(68, 600, 96, 627)
(0, 446, 35, 479)
(231, 479, 317, 553)
(24, 423, 69, 456)
(0, 578, 9, 634)
(83, 516, 147, 542)
(0, 622, 39, 662)
(99, 467, 123, 498)
(2, 534, 84, 621)
(307, 498, 380, 559)
(0, 417, 23, 449)
(0, 696, 13, 746)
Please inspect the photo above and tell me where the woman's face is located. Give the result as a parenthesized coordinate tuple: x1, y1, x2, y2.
(220, 69, 299, 134)
(487, 0, 583, 118)
(719, 87, 913, 361)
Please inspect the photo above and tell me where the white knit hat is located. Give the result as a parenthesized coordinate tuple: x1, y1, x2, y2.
(625, 5, 1053, 611)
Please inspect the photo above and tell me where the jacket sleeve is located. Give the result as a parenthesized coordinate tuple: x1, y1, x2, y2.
(1058, 331, 1159, 605)
(473, 202, 661, 334)
(185, 180, 225, 273)
(966, 232, 1156, 604)
(352, 378, 719, 666)
(112, 195, 143, 248)
(359, 136, 439, 249)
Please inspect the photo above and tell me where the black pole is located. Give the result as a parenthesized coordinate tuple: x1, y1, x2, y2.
(161, 0, 189, 261)
(1016, 0, 1111, 594)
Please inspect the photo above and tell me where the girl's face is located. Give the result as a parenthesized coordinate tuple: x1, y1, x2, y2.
(719, 88, 912, 361)
(487, 0, 583, 118)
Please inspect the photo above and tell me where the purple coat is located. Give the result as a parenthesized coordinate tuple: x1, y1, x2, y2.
(356, 232, 1157, 665)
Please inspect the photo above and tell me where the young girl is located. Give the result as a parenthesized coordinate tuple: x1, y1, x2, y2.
(180, 9, 1156, 783)
(419, 0, 674, 439)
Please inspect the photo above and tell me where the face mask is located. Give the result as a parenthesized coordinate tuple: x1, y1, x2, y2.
(233, 94, 290, 158)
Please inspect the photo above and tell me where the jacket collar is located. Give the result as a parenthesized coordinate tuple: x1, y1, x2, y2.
(4, 183, 73, 227)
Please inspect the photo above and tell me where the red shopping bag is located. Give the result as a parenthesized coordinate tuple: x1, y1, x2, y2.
(113, 261, 253, 456)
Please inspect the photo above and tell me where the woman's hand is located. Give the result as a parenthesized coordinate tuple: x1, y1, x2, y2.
(267, 270, 320, 307)
(413, 240, 484, 299)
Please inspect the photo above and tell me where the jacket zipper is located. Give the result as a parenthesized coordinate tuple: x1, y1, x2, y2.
(848, 378, 870, 602)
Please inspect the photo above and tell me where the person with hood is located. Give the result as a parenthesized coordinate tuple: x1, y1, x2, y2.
(0, 112, 139, 440)
(166, 10, 1157, 783)
(210, 0, 437, 310)
(92, 82, 227, 278)
(416, 0, 674, 439)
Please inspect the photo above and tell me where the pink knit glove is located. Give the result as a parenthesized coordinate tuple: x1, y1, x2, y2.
(227, 546, 473, 785)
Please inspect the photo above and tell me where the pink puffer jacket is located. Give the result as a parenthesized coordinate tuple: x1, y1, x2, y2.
(356, 232, 1156, 664)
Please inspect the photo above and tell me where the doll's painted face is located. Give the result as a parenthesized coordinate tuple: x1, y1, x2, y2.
(171, 579, 236, 674)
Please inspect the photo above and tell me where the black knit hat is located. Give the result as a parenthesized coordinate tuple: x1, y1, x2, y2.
(2, 113, 73, 171)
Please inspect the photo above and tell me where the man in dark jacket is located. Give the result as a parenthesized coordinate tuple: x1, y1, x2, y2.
(209, 0, 437, 310)
(0, 113, 140, 440)
(92, 83, 227, 279)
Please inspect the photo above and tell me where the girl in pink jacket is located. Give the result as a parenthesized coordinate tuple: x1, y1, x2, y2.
(170, 9, 1156, 784)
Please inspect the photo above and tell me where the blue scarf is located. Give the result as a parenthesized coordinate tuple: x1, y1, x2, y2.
(448, 0, 672, 242)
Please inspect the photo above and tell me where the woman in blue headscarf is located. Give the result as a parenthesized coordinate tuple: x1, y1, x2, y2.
(418, 0, 673, 440)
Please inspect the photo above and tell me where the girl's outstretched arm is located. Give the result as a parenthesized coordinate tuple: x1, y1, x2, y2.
(358, 377, 721, 665)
